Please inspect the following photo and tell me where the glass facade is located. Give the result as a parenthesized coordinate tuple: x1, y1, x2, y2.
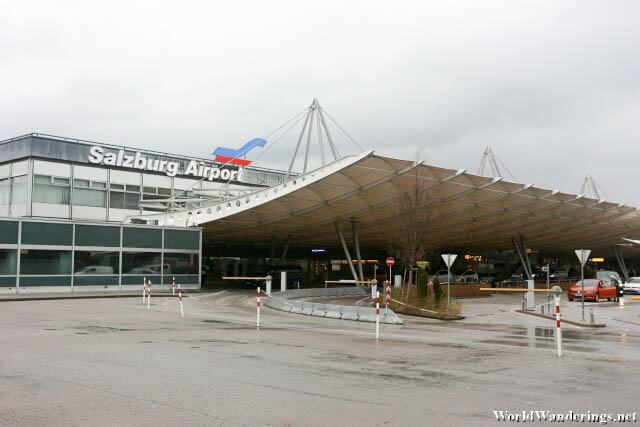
(0, 219, 201, 290)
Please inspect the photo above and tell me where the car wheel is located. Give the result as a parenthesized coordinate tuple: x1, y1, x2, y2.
(568, 297, 573, 302)
(594, 292, 599, 302)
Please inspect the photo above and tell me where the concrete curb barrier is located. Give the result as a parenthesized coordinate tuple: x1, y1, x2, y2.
(265, 287, 403, 325)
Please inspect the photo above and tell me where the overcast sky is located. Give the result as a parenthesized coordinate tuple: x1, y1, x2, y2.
(2, 1, 639, 205)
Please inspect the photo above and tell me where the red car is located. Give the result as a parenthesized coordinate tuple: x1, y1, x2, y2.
(568, 279, 617, 302)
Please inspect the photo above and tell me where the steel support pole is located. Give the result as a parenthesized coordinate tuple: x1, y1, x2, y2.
(351, 220, 364, 281)
(303, 101, 315, 174)
(318, 105, 340, 160)
(335, 221, 358, 281)
(613, 245, 629, 282)
(315, 107, 325, 167)
(520, 236, 533, 280)
(512, 237, 530, 280)
(278, 234, 292, 266)
(286, 108, 312, 179)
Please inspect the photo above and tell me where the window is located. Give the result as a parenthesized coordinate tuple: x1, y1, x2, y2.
(0, 220, 18, 244)
(21, 222, 72, 245)
(75, 225, 120, 247)
(10, 175, 27, 204)
(74, 251, 119, 274)
(109, 183, 139, 210)
(20, 250, 72, 275)
(122, 252, 162, 274)
(33, 174, 70, 205)
(73, 178, 106, 207)
(91, 181, 106, 189)
(123, 227, 162, 248)
(164, 252, 199, 274)
(0, 249, 17, 275)
(0, 178, 9, 205)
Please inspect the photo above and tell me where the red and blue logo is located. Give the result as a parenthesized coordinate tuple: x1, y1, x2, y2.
(212, 138, 267, 166)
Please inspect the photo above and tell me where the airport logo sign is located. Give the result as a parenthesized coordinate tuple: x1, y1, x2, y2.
(213, 138, 267, 166)
(87, 146, 242, 182)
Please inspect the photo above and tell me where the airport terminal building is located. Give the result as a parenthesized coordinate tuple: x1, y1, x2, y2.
(0, 133, 289, 291)
(2, 121, 639, 292)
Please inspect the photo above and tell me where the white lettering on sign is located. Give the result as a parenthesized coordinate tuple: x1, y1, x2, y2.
(87, 146, 242, 181)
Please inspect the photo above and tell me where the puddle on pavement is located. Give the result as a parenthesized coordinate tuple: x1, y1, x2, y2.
(75, 325, 133, 333)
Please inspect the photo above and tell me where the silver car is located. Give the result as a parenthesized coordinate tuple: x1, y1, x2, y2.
(624, 277, 640, 295)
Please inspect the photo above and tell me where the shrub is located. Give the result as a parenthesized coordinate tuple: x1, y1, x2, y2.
(417, 269, 428, 300)
(433, 276, 443, 304)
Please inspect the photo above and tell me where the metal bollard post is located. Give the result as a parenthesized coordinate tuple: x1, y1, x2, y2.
(147, 280, 151, 310)
(385, 281, 391, 309)
(172, 276, 175, 295)
(266, 275, 272, 296)
(541, 303, 545, 315)
(590, 308, 595, 324)
(142, 277, 147, 304)
(375, 291, 380, 340)
(553, 285, 562, 357)
(257, 287, 261, 328)
(178, 284, 184, 317)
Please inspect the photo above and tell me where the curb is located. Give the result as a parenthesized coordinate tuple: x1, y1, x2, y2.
(515, 309, 606, 327)
(392, 307, 464, 321)
(0, 291, 195, 303)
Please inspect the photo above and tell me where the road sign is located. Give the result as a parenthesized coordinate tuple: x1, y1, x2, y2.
(386, 257, 395, 267)
(441, 254, 457, 268)
(574, 249, 591, 266)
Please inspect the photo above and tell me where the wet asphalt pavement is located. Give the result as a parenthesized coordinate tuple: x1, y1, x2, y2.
(1, 290, 639, 426)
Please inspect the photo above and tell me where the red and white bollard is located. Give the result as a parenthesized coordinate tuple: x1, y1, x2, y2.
(376, 290, 380, 340)
(172, 276, 175, 296)
(178, 284, 184, 318)
(257, 286, 261, 328)
(147, 280, 151, 310)
(385, 281, 391, 309)
(555, 292, 562, 357)
(142, 277, 147, 304)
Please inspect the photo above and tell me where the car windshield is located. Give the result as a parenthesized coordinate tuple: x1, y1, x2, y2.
(575, 280, 599, 287)
(596, 271, 617, 280)
(628, 278, 640, 284)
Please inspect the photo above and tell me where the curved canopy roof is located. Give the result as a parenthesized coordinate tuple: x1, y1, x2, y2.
(127, 151, 640, 252)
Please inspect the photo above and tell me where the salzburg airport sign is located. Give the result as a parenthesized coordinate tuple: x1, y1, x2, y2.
(87, 146, 242, 182)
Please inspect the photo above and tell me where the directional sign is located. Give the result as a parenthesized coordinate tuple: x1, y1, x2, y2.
(441, 254, 457, 268)
(574, 249, 591, 266)
(386, 257, 395, 267)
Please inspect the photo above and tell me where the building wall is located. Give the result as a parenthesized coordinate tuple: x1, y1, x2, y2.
(0, 218, 201, 292)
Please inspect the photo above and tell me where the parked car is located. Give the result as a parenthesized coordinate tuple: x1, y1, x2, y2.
(568, 279, 617, 302)
(502, 274, 525, 287)
(624, 277, 640, 295)
(550, 269, 569, 281)
(457, 270, 479, 283)
(429, 270, 453, 283)
(75, 266, 114, 274)
(126, 267, 155, 274)
(595, 270, 624, 298)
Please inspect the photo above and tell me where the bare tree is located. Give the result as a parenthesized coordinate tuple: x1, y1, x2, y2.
(380, 162, 447, 300)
